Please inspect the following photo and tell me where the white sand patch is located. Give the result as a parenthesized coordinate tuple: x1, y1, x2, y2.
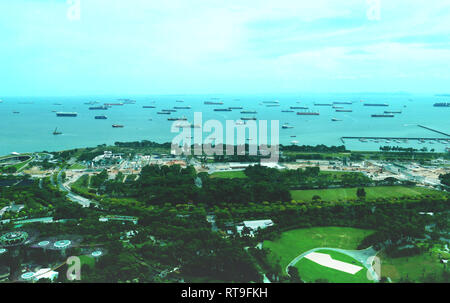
(304, 252, 363, 275)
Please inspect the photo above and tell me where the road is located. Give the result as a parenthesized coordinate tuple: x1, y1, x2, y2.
(57, 169, 93, 208)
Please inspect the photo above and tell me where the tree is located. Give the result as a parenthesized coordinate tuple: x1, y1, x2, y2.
(287, 266, 302, 283)
(356, 188, 366, 199)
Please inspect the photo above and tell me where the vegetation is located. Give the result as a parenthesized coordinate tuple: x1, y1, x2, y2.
(290, 186, 442, 202)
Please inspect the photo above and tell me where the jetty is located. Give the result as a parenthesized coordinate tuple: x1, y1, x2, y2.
(341, 136, 448, 141)
(417, 125, 450, 137)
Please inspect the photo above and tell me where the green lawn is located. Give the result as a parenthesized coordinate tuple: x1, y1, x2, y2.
(79, 255, 96, 268)
(264, 226, 374, 275)
(68, 163, 87, 170)
(290, 186, 443, 202)
(210, 171, 247, 179)
(379, 251, 447, 282)
(295, 249, 371, 283)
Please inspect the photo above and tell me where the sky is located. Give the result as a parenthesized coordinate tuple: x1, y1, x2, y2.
(1, 0, 450, 96)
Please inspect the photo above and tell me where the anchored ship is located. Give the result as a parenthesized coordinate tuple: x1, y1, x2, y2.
(95, 115, 107, 119)
(297, 112, 319, 115)
(56, 112, 77, 117)
(433, 103, 450, 107)
(371, 114, 394, 117)
(333, 102, 353, 105)
(89, 106, 108, 110)
(112, 124, 124, 128)
(168, 117, 187, 121)
(364, 103, 389, 106)
(53, 127, 62, 135)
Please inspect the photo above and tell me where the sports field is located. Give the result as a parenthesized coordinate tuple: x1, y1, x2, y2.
(295, 249, 371, 283)
(263, 226, 374, 274)
(290, 186, 443, 202)
(210, 171, 247, 179)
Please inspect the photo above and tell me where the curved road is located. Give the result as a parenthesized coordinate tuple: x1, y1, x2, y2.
(57, 169, 94, 208)
(286, 246, 380, 282)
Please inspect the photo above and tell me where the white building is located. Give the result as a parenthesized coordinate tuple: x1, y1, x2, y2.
(32, 268, 59, 282)
(237, 219, 274, 237)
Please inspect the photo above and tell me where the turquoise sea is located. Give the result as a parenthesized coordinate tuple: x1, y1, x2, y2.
(0, 93, 449, 155)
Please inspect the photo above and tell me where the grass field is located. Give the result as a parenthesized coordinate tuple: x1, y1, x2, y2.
(290, 186, 443, 202)
(295, 249, 371, 283)
(379, 251, 447, 282)
(210, 171, 247, 179)
(263, 226, 374, 275)
(79, 255, 95, 268)
(68, 163, 87, 170)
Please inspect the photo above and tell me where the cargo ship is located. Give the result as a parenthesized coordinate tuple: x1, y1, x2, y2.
(291, 106, 308, 109)
(56, 112, 77, 117)
(228, 106, 243, 110)
(266, 104, 280, 107)
(263, 101, 279, 104)
(282, 124, 294, 129)
(371, 114, 394, 117)
(214, 108, 232, 111)
(384, 111, 402, 114)
(112, 124, 124, 128)
(162, 109, 176, 112)
(241, 117, 257, 120)
(168, 117, 187, 121)
(174, 106, 191, 109)
(364, 103, 389, 106)
(297, 112, 319, 115)
(314, 103, 332, 106)
(333, 102, 353, 105)
(433, 103, 450, 107)
(241, 110, 257, 114)
(95, 115, 107, 119)
(335, 109, 352, 112)
(104, 103, 124, 106)
(204, 101, 223, 105)
(89, 105, 108, 110)
(331, 118, 342, 121)
(143, 105, 156, 108)
(281, 110, 294, 113)
(157, 111, 171, 114)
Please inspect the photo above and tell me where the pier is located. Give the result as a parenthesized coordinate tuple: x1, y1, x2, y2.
(417, 125, 450, 137)
(341, 136, 449, 141)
